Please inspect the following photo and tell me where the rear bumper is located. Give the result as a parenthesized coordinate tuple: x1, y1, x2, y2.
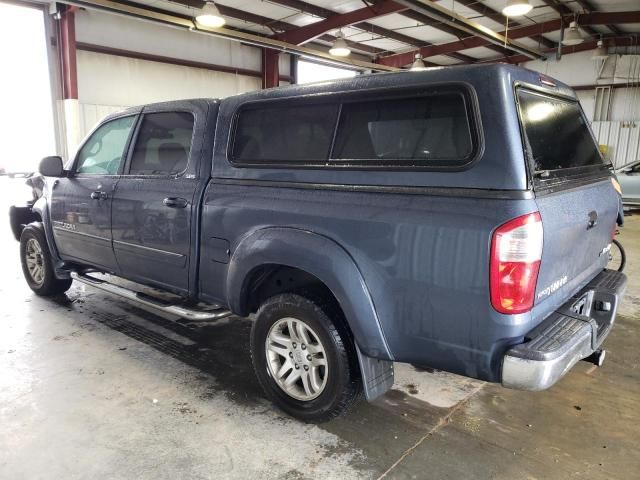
(502, 269, 627, 391)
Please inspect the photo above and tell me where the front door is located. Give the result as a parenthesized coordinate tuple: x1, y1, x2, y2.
(50, 115, 137, 272)
(111, 110, 197, 294)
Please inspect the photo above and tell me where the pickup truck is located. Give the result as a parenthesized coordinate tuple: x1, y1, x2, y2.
(10, 64, 627, 423)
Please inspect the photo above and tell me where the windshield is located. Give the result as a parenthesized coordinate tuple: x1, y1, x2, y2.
(517, 89, 609, 185)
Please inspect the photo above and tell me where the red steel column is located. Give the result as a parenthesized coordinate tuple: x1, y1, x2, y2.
(58, 6, 78, 100)
(57, 5, 81, 159)
(262, 49, 280, 89)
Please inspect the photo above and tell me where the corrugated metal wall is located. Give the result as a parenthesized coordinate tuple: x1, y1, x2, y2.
(79, 103, 128, 138)
(60, 9, 272, 154)
(592, 121, 640, 169)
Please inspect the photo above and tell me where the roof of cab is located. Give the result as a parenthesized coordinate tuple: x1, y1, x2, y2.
(103, 98, 218, 123)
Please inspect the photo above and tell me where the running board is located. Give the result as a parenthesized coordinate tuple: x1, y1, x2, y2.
(70, 272, 232, 321)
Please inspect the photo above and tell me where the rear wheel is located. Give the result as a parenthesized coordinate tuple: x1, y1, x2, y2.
(250, 292, 361, 423)
(20, 224, 72, 296)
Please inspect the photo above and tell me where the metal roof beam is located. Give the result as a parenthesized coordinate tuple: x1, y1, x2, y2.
(274, 0, 408, 45)
(62, 0, 399, 71)
(539, 0, 599, 37)
(269, 0, 422, 48)
(166, 0, 385, 55)
(456, 0, 555, 49)
(269, 0, 476, 64)
(394, 7, 512, 58)
(365, 1, 506, 61)
(554, 0, 623, 36)
(393, 0, 546, 60)
(484, 35, 638, 65)
(377, 10, 640, 67)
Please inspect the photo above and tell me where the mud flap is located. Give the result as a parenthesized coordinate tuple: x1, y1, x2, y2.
(355, 344, 394, 401)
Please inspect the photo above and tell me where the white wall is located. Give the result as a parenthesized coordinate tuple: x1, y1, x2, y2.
(75, 9, 261, 73)
(66, 9, 274, 147)
(591, 121, 640, 169)
(76, 50, 261, 107)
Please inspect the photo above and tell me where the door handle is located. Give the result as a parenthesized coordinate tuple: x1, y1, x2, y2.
(90, 191, 108, 200)
(163, 197, 188, 208)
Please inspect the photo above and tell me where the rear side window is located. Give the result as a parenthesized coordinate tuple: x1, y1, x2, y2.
(232, 104, 338, 163)
(332, 93, 473, 165)
(129, 112, 194, 175)
(230, 87, 477, 169)
(517, 89, 608, 183)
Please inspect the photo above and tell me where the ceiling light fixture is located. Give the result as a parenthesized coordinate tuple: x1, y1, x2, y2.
(410, 53, 427, 71)
(196, 1, 225, 28)
(592, 39, 608, 59)
(329, 31, 351, 57)
(502, 0, 533, 17)
(562, 21, 584, 46)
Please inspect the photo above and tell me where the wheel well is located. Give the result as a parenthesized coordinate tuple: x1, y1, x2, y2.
(242, 265, 339, 316)
(9, 206, 41, 241)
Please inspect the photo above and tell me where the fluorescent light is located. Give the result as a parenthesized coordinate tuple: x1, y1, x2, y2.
(196, 2, 225, 28)
(329, 31, 350, 57)
(502, 0, 533, 17)
(562, 21, 583, 46)
(410, 53, 427, 71)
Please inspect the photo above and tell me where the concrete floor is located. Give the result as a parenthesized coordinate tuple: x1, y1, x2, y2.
(1, 177, 639, 479)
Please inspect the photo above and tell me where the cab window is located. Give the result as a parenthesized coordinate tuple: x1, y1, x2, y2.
(76, 116, 136, 175)
(128, 112, 194, 175)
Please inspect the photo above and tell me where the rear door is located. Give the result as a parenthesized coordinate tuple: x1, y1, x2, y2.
(111, 109, 198, 295)
(516, 88, 619, 309)
(50, 115, 137, 271)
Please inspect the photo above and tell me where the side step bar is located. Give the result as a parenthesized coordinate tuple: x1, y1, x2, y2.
(70, 272, 232, 321)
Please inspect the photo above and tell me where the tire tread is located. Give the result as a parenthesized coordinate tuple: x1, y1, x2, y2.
(250, 291, 361, 423)
(20, 223, 72, 296)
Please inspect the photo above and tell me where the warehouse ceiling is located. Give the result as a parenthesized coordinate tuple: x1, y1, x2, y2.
(81, 1, 640, 67)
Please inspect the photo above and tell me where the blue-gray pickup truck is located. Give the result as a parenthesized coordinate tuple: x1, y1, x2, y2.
(10, 64, 627, 422)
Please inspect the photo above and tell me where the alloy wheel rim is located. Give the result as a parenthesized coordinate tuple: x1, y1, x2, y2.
(25, 238, 45, 286)
(265, 317, 328, 401)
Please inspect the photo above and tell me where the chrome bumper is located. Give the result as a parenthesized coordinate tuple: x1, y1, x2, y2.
(502, 269, 627, 391)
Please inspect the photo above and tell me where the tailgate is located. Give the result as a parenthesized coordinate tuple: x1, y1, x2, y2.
(534, 180, 618, 307)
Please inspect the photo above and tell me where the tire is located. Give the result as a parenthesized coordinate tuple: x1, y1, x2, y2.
(20, 223, 72, 296)
(250, 292, 361, 423)
(610, 238, 626, 272)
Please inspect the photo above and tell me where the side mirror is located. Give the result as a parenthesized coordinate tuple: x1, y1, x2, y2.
(39, 156, 65, 177)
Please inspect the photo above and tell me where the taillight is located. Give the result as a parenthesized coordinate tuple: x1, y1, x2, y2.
(490, 212, 543, 314)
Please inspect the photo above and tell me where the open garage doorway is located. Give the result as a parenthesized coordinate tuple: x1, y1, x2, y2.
(297, 59, 357, 84)
(0, 2, 56, 176)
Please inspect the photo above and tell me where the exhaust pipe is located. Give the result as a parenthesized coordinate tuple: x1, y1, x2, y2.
(582, 349, 606, 367)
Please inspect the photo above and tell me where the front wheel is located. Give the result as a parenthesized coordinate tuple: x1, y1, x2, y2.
(20, 224, 72, 296)
(250, 292, 361, 423)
